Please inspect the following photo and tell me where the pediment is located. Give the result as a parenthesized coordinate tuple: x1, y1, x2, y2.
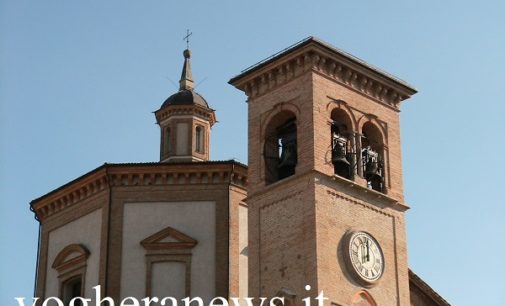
(52, 244, 90, 273)
(140, 226, 197, 250)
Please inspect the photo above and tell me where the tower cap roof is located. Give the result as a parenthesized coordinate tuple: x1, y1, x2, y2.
(161, 89, 209, 108)
(229, 36, 417, 104)
(159, 48, 210, 109)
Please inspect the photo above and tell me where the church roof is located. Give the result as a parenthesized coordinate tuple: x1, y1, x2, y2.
(409, 269, 451, 305)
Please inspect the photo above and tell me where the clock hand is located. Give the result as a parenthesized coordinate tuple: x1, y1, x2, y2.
(366, 240, 370, 262)
(361, 243, 365, 263)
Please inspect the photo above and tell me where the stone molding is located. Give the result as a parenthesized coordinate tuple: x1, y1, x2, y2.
(52, 244, 90, 274)
(31, 162, 247, 222)
(155, 104, 216, 127)
(141, 226, 197, 298)
(140, 226, 198, 250)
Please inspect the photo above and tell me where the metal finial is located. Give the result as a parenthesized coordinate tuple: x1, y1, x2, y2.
(183, 29, 193, 49)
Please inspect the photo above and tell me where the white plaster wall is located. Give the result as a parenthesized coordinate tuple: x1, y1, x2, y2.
(239, 205, 248, 299)
(45, 209, 102, 299)
(152, 262, 186, 300)
(121, 202, 215, 301)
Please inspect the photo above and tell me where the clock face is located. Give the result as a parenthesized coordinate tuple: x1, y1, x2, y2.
(346, 231, 384, 284)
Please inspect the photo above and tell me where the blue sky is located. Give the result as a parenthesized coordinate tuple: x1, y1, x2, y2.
(1, 1, 504, 305)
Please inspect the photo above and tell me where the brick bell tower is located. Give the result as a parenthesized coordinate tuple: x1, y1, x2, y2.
(229, 37, 417, 306)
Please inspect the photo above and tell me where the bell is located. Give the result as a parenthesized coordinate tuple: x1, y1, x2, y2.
(332, 134, 350, 164)
(364, 159, 380, 180)
(278, 147, 296, 168)
(362, 147, 383, 191)
(332, 153, 350, 166)
(332, 134, 351, 179)
(277, 134, 297, 169)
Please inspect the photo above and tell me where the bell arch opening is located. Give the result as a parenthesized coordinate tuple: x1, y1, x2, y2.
(331, 108, 354, 180)
(263, 111, 297, 185)
(361, 122, 385, 192)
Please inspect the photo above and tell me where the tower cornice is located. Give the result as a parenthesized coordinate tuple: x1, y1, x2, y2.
(244, 169, 408, 213)
(154, 103, 217, 126)
(229, 37, 417, 110)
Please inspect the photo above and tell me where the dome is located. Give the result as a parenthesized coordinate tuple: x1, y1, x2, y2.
(161, 89, 209, 108)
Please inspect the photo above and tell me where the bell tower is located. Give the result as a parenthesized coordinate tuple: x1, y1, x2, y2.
(230, 37, 417, 306)
(155, 48, 216, 162)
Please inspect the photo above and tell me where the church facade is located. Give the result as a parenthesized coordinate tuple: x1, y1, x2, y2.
(30, 37, 449, 306)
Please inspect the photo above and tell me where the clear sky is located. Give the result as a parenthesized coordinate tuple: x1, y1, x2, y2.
(1, 1, 504, 305)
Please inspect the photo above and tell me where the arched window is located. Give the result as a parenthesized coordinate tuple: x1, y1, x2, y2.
(264, 111, 297, 185)
(330, 108, 354, 180)
(195, 126, 204, 153)
(52, 244, 89, 306)
(361, 122, 384, 192)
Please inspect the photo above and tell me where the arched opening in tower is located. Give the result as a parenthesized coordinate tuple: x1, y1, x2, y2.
(361, 122, 385, 192)
(331, 108, 354, 180)
(264, 111, 297, 185)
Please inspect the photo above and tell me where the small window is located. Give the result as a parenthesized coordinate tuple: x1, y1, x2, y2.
(62, 276, 83, 306)
(166, 127, 172, 154)
(195, 126, 204, 153)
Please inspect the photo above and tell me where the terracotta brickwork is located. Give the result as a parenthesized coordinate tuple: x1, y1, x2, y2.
(230, 37, 417, 305)
(246, 173, 318, 299)
(312, 73, 406, 201)
(314, 175, 410, 305)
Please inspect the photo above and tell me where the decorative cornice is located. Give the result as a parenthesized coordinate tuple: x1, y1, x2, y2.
(30, 169, 109, 223)
(317, 170, 409, 213)
(230, 38, 417, 110)
(155, 104, 216, 126)
(325, 189, 396, 219)
(30, 161, 247, 222)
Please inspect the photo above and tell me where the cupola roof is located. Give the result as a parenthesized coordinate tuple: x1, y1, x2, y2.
(160, 49, 209, 109)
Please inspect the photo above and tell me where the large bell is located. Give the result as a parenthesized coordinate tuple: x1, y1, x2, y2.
(332, 133, 351, 179)
(362, 147, 383, 191)
(277, 131, 297, 179)
(278, 144, 297, 168)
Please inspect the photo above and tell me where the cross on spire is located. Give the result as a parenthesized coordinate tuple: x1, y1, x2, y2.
(183, 29, 193, 49)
